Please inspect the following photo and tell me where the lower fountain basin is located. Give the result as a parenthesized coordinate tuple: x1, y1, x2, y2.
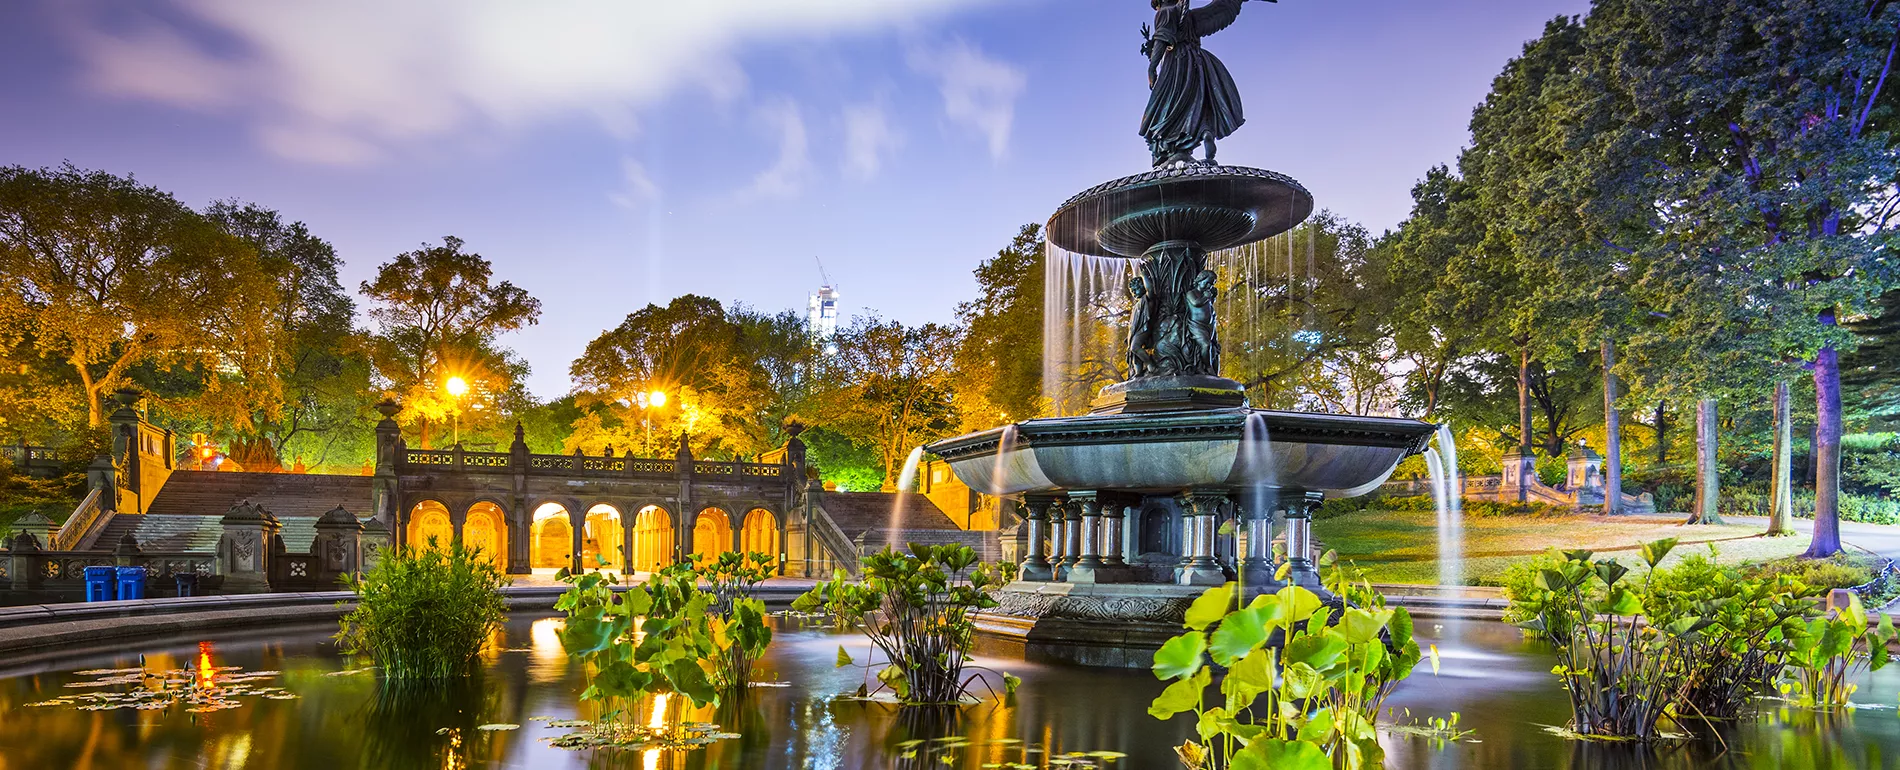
(927, 408, 1436, 497)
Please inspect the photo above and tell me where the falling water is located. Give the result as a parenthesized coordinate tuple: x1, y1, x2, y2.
(1237, 412, 1278, 592)
(988, 424, 1020, 496)
(1042, 242, 1135, 416)
(889, 446, 926, 549)
(1426, 424, 1464, 593)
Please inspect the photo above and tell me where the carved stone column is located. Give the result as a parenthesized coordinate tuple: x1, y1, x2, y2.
(312, 506, 365, 582)
(1282, 491, 1330, 597)
(1048, 500, 1069, 579)
(1239, 494, 1282, 592)
(1019, 495, 1057, 581)
(1175, 490, 1226, 586)
(1067, 492, 1105, 583)
(1102, 502, 1128, 567)
(217, 502, 279, 594)
(1060, 499, 1084, 580)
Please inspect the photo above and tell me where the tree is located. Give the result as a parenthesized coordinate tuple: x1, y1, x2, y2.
(956, 224, 1045, 424)
(203, 201, 373, 470)
(0, 164, 280, 429)
(361, 237, 540, 448)
(1561, 0, 1900, 555)
(1386, 167, 1504, 419)
(814, 317, 961, 488)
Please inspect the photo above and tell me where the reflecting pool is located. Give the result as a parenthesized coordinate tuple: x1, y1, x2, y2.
(0, 614, 1895, 769)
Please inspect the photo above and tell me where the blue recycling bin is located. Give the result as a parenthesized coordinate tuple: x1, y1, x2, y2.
(83, 566, 117, 602)
(115, 566, 148, 600)
(174, 572, 198, 598)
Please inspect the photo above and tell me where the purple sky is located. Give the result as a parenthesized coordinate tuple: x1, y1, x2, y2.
(0, 0, 1590, 399)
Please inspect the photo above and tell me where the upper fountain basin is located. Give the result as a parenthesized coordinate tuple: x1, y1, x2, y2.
(1047, 164, 1316, 258)
(926, 408, 1437, 499)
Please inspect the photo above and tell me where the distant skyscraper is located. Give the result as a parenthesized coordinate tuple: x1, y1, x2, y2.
(808, 283, 839, 347)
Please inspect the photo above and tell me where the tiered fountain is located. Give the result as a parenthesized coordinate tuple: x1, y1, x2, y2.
(926, 0, 1437, 667)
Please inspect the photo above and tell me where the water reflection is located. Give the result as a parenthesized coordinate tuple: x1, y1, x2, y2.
(0, 615, 1896, 768)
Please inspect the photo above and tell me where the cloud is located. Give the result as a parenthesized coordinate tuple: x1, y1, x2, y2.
(907, 38, 1026, 160)
(58, 0, 994, 165)
(740, 100, 812, 199)
(607, 157, 659, 209)
(841, 102, 903, 180)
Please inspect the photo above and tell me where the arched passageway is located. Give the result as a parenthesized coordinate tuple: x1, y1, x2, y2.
(462, 501, 508, 569)
(407, 501, 454, 553)
(581, 504, 624, 572)
(693, 508, 733, 560)
(740, 508, 779, 560)
(630, 506, 675, 573)
(531, 503, 572, 571)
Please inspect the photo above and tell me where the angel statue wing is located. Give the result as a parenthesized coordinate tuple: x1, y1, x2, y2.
(1190, 0, 1270, 38)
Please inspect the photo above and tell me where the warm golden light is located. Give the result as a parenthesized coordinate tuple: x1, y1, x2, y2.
(648, 390, 666, 408)
(445, 376, 469, 397)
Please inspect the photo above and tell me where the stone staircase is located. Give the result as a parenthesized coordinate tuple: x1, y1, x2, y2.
(144, 471, 374, 518)
(91, 513, 323, 553)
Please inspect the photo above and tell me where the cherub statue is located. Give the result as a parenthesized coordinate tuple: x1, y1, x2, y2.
(1127, 275, 1158, 378)
(1139, 0, 1273, 167)
(1185, 269, 1221, 374)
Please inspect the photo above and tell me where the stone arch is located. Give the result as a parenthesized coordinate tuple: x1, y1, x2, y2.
(530, 502, 573, 571)
(581, 503, 625, 572)
(462, 501, 508, 570)
(692, 507, 733, 560)
(407, 500, 454, 553)
(630, 504, 675, 573)
(740, 507, 780, 559)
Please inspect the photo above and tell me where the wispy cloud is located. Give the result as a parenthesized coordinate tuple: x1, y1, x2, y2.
(907, 38, 1027, 160)
(740, 99, 813, 199)
(59, 0, 994, 165)
(607, 156, 660, 209)
(841, 102, 903, 181)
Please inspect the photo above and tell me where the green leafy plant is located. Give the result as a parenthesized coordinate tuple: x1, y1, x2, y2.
(1779, 592, 1899, 708)
(791, 544, 1016, 705)
(1510, 539, 1695, 739)
(1146, 557, 1422, 770)
(672, 551, 777, 694)
(1644, 548, 1817, 719)
(552, 570, 722, 748)
(336, 540, 508, 679)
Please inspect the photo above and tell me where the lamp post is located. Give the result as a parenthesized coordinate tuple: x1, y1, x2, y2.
(445, 376, 469, 447)
(620, 389, 668, 454)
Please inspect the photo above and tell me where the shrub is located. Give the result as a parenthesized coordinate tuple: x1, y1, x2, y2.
(1743, 553, 1876, 590)
(792, 544, 1016, 705)
(1780, 594, 1899, 708)
(1146, 557, 1421, 769)
(336, 541, 508, 679)
(1321, 494, 1571, 520)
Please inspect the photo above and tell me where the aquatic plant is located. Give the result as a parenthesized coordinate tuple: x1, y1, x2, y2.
(671, 551, 776, 693)
(1643, 548, 1817, 719)
(1146, 556, 1422, 770)
(791, 544, 1017, 705)
(1778, 591, 1898, 708)
(336, 540, 508, 679)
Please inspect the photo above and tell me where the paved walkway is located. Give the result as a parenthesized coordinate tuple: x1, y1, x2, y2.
(1719, 515, 1900, 560)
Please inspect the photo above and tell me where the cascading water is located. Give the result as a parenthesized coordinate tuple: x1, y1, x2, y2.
(1426, 423, 1464, 591)
(889, 446, 926, 548)
(1237, 412, 1278, 590)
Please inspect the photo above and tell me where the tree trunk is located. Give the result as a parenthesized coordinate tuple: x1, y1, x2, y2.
(1806, 340, 1844, 558)
(1768, 381, 1794, 536)
(1654, 402, 1668, 466)
(1602, 340, 1623, 516)
(1688, 398, 1722, 525)
(1518, 344, 1532, 504)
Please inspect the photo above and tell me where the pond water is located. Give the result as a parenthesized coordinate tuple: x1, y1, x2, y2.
(1, 614, 1897, 769)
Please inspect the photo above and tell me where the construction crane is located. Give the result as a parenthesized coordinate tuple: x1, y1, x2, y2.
(814, 256, 832, 289)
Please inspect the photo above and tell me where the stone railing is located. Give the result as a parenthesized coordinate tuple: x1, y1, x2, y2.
(399, 448, 781, 480)
(50, 489, 103, 551)
(1, 547, 218, 594)
(0, 444, 62, 475)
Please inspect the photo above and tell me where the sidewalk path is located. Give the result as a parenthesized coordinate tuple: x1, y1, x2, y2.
(1719, 515, 1900, 561)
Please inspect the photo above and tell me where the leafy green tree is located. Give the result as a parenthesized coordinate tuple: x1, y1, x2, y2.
(813, 317, 961, 488)
(360, 237, 540, 449)
(1385, 167, 1505, 419)
(956, 224, 1045, 423)
(0, 164, 280, 429)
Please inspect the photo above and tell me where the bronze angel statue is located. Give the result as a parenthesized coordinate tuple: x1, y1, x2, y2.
(1140, 0, 1272, 167)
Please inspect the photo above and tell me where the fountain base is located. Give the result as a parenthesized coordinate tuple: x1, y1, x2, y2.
(974, 582, 1204, 668)
(1090, 375, 1247, 415)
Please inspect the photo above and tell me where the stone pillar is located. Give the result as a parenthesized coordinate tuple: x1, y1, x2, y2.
(1282, 492, 1329, 597)
(7, 531, 42, 590)
(1059, 499, 1084, 580)
(1103, 502, 1128, 567)
(312, 506, 365, 581)
(360, 517, 391, 571)
(1046, 500, 1068, 578)
(675, 433, 695, 565)
(1019, 495, 1057, 581)
(371, 399, 403, 547)
(13, 513, 56, 552)
(569, 502, 586, 573)
(1067, 493, 1105, 583)
(1175, 490, 1226, 586)
(218, 502, 280, 594)
(1239, 495, 1282, 591)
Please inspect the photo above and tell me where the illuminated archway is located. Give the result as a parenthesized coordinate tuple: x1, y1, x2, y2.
(693, 508, 733, 560)
(530, 503, 573, 570)
(407, 501, 453, 553)
(740, 508, 779, 560)
(462, 501, 508, 569)
(631, 505, 675, 573)
(582, 504, 624, 572)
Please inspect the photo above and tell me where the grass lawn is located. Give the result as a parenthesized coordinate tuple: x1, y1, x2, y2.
(1312, 510, 1816, 586)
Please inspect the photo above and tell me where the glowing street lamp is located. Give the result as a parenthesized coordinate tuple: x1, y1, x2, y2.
(445, 376, 469, 447)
